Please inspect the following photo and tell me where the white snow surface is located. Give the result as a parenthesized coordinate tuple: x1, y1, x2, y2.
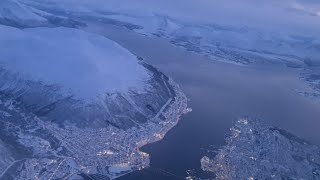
(0, 25, 150, 100)
(15, 0, 320, 62)
(0, 0, 46, 22)
(108, 165, 132, 174)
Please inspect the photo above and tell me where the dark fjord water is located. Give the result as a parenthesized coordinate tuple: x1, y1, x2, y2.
(86, 25, 320, 180)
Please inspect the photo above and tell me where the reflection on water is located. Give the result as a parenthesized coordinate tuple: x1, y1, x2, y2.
(85, 24, 320, 179)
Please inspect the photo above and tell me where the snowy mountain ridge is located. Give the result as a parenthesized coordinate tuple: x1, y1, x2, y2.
(98, 13, 320, 65)
(13, 0, 320, 65)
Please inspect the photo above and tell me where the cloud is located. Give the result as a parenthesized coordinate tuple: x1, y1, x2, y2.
(290, 0, 320, 16)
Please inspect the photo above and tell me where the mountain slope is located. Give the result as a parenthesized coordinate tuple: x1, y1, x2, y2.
(0, 0, 84, 28)
(0, 25, 149, 99)
(15, 0, 320, 65)
(0, 17, 188, 180)
(98, 13, 320, 65)
(0, 0, 47, 27)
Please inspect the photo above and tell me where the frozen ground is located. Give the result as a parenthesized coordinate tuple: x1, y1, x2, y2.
(200, 118, 320, 180)
(0, 1, 190, 179)
(1, 1, 320, 179)
(0, 0, 84, 28)
(0, 25, 149, 99)
(0, 0, 46, 21)
(13, 0, 320, 102)
(299, 64, 320, 102)
(18, 0, 320, 64)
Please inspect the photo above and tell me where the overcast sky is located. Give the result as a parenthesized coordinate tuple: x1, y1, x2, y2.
(38, 0, 320, 35)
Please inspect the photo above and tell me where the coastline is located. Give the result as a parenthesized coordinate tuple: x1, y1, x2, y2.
(32, 70, 190, 179)
(109, 77, 191, 179)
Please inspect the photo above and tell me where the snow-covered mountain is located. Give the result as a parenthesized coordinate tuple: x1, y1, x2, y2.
(25, 1, 318, 101)
(0, 24, 166, 129)
(0, 1, 188, 179)
(16, 0, 320, 66)
(0, 0, 47, 26)
(0, 0, 84, 28)
(0, 25, 149, 99)
(94, 13, 320, 66)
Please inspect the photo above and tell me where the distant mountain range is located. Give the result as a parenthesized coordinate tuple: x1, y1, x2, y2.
(10, 0, 320, 66)
(16, 0, 320, 102)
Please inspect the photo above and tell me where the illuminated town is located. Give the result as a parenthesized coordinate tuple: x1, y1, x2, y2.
(23, 79, 190, 179)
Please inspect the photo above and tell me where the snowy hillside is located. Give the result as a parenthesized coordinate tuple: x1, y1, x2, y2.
(0, 24, 188, 179)
(0, 2, 189, 179)
(0, 25, 149, 99)
(15, 0, 320, 65)
(97, 13, 320, 65)
(0, 0, 44, 21)
(0, 0, 47, 27)
(0, 0, 84, 28)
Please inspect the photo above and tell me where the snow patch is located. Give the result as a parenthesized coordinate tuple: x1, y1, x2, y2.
(0, 25, 150, 100)
(109, 164, 132, 174)
(0, 0, 46, 22)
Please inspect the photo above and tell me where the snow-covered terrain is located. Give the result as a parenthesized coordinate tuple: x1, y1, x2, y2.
(21, 0, 320, 102)
(200, 118, 320, 179)
(0, 0, 47, 26)
(0, 25, 149, 99)
(0, 0, 84, 28)
(0, 1, 189, 179)
(95, 13, 320, 66)
(14, 0, 320, 66)
(299, 65, 320, 102)
(1, 0, 320, 179)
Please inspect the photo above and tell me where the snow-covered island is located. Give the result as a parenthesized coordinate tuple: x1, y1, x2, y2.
(0, 1, 190, 179)
(200, 118, 320, 179)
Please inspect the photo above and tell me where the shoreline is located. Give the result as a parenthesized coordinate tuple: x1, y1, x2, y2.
(29, 67, 190, 180)
(110, 78, 191, 179)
